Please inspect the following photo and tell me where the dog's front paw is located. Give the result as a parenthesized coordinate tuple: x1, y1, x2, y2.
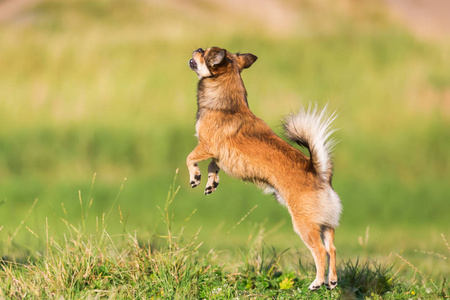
(190, 174, 201, 188)
(204, 173, 219, 195)
(204, 181, 219, 195)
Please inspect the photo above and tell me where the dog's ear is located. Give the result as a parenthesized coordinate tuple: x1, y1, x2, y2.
(236, 53, 258, 70)
(208, 48, 226, 67)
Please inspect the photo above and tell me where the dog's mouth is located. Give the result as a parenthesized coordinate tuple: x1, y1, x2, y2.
(189, 58, 197, 70)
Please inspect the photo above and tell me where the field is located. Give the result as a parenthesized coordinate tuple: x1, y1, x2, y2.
(0, 0, 449, 298)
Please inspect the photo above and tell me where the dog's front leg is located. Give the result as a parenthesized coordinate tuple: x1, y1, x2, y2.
(186, 144, 212, 188)
(205, 160, 220, 195)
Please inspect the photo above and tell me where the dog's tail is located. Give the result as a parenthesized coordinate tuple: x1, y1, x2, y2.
(283, 104, 338, 183)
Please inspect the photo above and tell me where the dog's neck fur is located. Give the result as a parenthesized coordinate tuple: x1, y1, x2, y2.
(196, 72, 249, 118)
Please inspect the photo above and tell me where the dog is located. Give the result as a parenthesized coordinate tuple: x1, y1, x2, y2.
(187, 47, 342, 290)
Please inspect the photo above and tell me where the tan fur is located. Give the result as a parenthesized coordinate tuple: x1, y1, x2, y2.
(187, 47, 341, 290)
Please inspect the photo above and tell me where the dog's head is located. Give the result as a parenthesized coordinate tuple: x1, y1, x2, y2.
(189, 47, 257, 79)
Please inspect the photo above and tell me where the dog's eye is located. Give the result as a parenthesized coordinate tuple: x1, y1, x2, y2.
(201, 52, 205, 57)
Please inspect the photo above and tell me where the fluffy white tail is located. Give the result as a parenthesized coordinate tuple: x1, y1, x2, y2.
(283, 104, 338, 183)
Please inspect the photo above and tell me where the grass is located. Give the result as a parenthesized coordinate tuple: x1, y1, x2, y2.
(0, 176, 448, 299)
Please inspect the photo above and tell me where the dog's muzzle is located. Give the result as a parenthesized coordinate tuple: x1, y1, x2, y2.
(189, 59, 197, 70)
(189, 48, 204, 70)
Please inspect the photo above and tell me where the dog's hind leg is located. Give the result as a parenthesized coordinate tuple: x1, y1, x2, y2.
(205, 160, 220, 195)
(323, 226, 338, 290)
(293, 221, 327, 290)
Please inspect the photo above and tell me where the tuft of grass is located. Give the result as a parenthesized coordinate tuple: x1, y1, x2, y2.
(338, 258, 395, 298)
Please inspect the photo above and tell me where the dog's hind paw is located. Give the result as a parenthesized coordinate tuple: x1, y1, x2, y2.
(325, 281, 338, 290)
(308, 281, 324, 291)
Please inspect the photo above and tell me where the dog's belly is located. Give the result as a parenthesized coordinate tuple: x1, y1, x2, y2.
(215, 158, 252, 180)
(215, 148, 262, 180)
(216, 157, 287, 206)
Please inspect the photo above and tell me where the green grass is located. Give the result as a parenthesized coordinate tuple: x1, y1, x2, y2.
(0, 179, 448, 299)
(0, 0, 449, 297)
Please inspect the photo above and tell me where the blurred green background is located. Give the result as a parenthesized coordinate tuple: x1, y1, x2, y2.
(0, 0, 449, 275)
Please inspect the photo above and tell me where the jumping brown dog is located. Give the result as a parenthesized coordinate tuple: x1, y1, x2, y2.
(187, 47, 342, 290)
